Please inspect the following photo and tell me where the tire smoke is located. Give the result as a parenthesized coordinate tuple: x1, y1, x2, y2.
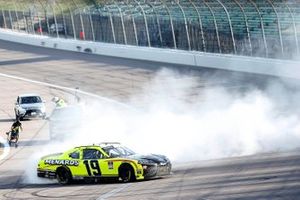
(24, 69, 300, 183)
(54, 69, 300, 162)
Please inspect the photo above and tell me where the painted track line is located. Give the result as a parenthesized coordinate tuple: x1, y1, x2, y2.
(0, 72, 131, 109)
(96, 184, 131, 200)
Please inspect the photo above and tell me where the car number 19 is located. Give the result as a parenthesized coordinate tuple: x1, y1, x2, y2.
(83, 160, 102, 176)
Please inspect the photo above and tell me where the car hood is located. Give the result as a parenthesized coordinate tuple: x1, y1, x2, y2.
(20, 103, 44, 109)
(127, 154, 170, 165)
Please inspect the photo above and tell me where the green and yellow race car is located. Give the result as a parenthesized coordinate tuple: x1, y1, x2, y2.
(37, 142, 172, 184)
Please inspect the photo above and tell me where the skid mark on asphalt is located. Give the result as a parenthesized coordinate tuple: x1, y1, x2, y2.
(0, 120, 49, 200)
(96, 184, 131, 200)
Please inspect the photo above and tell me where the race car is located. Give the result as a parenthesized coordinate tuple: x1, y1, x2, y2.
(37, 142, 171, 184)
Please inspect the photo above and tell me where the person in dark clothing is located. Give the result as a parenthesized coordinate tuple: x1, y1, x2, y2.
(11, 119, 22, 134)
(7, 119, 23, 145)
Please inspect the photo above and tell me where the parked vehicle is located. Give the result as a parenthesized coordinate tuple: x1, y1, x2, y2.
(14, 94, 46, 120)
(49, 23, 65, 34)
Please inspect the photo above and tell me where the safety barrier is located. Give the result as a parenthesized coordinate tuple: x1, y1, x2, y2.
(1, 28, 300, 79)
(1, 0, 300, 60)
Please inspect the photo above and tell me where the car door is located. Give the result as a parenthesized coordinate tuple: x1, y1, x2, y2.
(75, 148, 109, 178)
(66, 150, 82, 176)
(74, 148, 119, 178)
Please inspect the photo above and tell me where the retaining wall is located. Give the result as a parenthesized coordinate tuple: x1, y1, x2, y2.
(1, 29, 300, 79)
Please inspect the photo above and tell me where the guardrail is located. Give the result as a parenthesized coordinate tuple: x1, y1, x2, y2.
(1, 28, 300, 80)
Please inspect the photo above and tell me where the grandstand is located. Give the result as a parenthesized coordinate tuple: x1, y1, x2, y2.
(0, 0, 299, 60)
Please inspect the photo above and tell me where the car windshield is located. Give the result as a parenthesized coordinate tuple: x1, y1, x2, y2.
(102, 145, 135, 157)
(21, 96, 42, 104)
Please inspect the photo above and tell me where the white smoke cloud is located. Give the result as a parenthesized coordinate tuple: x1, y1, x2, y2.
(58, 69, 300, 161)
(23, 68, 300, 183)
(0, 136, 10, 161)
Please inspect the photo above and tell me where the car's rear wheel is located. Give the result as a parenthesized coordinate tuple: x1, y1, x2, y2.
(119, 165, 135, 183)
(56, 167, 72, 185)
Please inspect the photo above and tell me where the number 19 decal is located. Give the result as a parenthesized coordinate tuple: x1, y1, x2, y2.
(84, 160, 101, 176)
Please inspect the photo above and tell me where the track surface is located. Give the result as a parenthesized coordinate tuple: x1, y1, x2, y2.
(0, 39, 300, 199)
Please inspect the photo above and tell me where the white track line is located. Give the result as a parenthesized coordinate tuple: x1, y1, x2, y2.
(0, 72, 131, 109)
(0, 72, 134, 161)
(96, 184, 131, 200)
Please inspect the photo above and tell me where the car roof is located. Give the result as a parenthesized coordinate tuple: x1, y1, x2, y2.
(18, 93, 41, 98)
(75, 142, 121, 149)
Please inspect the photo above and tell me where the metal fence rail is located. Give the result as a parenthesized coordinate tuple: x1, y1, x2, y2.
(0, 0, 299, 59)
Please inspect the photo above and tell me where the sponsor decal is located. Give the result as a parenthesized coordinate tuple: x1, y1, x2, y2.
(108, 161, 114, 169)
(44, 159, 79, 166)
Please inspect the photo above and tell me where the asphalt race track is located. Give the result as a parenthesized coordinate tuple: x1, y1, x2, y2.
(0, 39, 300, 200)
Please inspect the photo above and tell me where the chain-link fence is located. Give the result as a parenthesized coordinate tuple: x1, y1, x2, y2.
(0, 0, 300, 59)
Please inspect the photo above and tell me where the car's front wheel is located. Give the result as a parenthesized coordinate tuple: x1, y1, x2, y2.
(119, 165, 135, 183)
(56, 167, 72, 185)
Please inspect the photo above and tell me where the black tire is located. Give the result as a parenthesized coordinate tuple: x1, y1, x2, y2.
(56, 167, 72, 185)
(119, 165, 135, 183)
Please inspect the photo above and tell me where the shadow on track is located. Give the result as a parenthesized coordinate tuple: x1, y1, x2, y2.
(0, 176, 149, 190)
(0, 118, 15, 123)
(0, 56, 56, 66)
(16, 139, 50, 147)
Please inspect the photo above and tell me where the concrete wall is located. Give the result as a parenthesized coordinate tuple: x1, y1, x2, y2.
(1, 28, 300, 80)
